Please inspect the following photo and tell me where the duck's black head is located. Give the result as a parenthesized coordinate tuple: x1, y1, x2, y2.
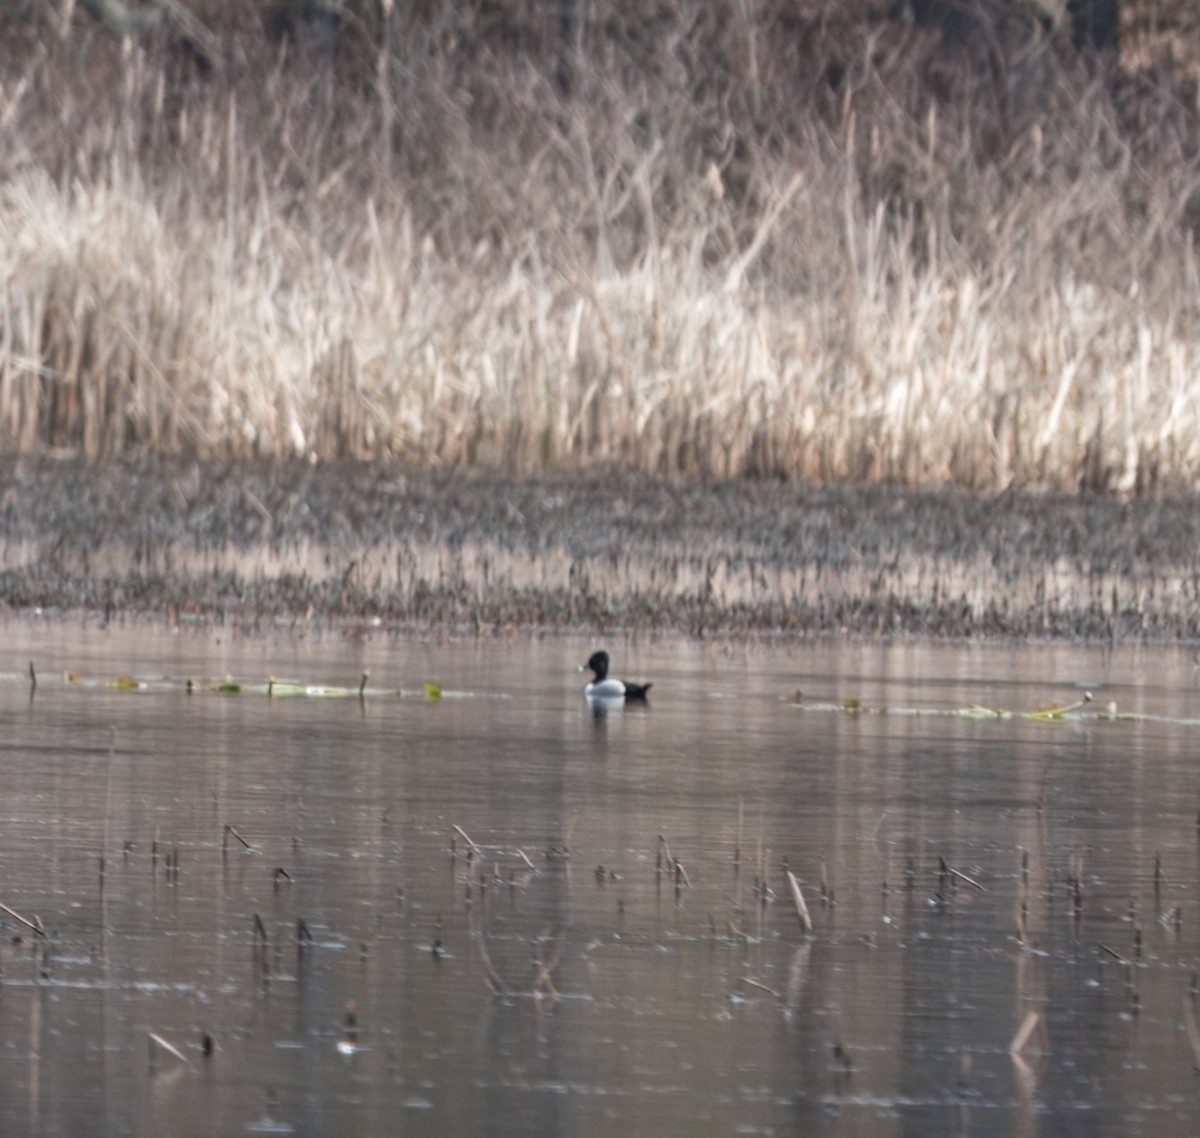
(584, 650, 610, 680)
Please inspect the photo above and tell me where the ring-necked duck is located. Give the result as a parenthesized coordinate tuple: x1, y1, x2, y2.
(581, 651, 652, 700)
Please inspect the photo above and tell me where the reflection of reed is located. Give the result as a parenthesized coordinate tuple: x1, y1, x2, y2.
(475, 927, 565, 1004)
(1009, 1011, 1041, 1056)
(1012, 1049, 1037, 1138)
(1185, 998, 1200, 1072)
(779, 943, 811, 1037)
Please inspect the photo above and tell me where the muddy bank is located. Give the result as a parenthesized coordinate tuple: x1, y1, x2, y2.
(0, 458, 1197, 640)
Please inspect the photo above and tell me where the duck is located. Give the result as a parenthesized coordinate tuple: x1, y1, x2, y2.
(581, 650, 652, 700)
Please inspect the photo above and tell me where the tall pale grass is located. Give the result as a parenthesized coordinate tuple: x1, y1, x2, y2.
(1, 4, 1199, 491)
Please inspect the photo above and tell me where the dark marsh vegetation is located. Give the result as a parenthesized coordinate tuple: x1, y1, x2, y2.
(4, 457, 1200, 638)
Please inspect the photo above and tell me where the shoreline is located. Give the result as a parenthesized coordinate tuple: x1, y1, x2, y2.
(1, 459, 1197, 642)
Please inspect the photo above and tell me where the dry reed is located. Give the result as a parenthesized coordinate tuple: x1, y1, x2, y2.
(0, 900, 43, 936)
(147, 1031, 191, 1070)
(0, 7, 1197, 490)
(223, 824, 254, 853)
(786, 870, 814, 933)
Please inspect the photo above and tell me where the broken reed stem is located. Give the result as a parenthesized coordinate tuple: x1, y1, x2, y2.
(786, 870, 814, 933)
(453, 825, 480, 856)
(224, 824, 253, 852)
(0, 901, 44, 936)
(148, 1031, 192, 1069)
(1009, 1011, 1041, 1056)
(654, 835, 691, 889)
(1099, 942, 1130, 965)
(943, 863, 985, 892)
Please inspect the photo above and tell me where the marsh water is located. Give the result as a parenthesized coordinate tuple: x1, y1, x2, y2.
(3, 624, 1200, 1137)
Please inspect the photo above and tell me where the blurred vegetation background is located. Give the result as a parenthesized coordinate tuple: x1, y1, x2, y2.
(0, 1, 1197, 491)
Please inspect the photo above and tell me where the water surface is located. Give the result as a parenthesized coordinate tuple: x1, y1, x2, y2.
(2, 624, 1199, 1137)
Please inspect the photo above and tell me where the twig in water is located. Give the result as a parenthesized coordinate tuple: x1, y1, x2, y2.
(514, 848, 537, 873)
(1009, 1011, 1041, 1056)
(28, 661, 35, 689)
(1099, 943, 1129, 965)
(740, 976, 779, 998)
(252, 913, 269, 950)
(148, 1032, 192, 1070)
(943, 863, 986, 892)
(453, 825, 480, 856)
(786, 870, 814, 933)
(359, 670, 369, 699)
(224, 824, 254, 852)
(0, 901, 44, 937)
